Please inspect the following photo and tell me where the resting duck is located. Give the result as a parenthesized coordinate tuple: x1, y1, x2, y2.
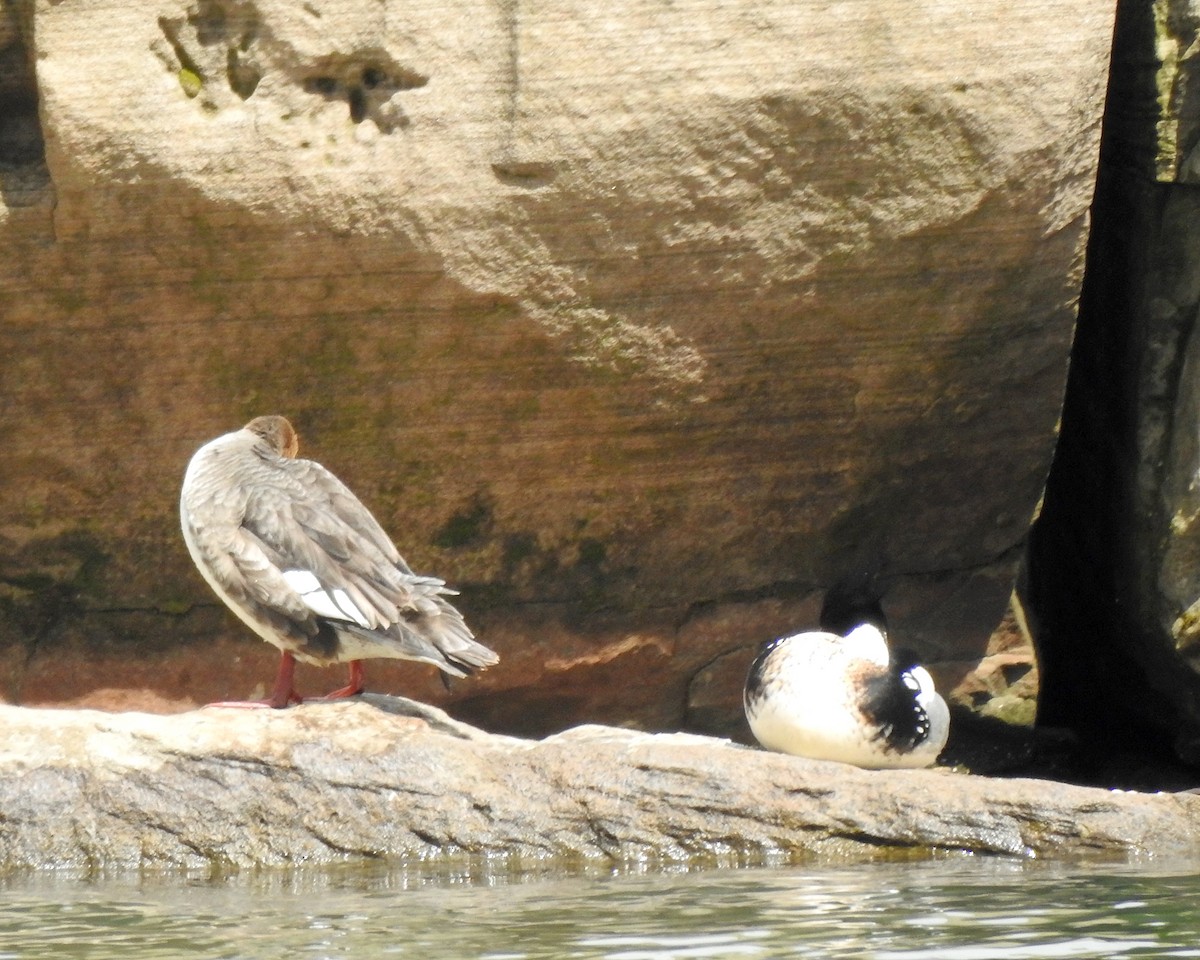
(743, 589, 948, 769)
(180, 415, 499, 707)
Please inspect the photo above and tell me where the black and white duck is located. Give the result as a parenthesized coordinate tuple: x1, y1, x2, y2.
(743, 584, 948, 768)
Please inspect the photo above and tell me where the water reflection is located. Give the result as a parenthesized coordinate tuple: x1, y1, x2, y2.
(1, 857, 1200, 959)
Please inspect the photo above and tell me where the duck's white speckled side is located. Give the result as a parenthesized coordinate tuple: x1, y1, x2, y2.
(744, 622, 949, 769)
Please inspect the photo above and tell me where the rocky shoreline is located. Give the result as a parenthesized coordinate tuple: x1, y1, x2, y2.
(1, 696, 1197, 872)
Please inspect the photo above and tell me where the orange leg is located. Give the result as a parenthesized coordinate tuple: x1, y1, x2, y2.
(205, 651, 303, 710)
(320, 660, 365, 700)
(267, 651, 303, 708)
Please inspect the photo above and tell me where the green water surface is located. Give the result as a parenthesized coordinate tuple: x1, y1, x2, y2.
(2, 856, 1199, 959)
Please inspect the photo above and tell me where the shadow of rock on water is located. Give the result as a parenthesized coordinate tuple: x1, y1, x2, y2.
(1, 695, 1199, 873)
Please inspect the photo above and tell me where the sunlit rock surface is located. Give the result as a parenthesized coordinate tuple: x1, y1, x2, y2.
(0, 699, 1197, 870)
(0, 0, 1113, 734)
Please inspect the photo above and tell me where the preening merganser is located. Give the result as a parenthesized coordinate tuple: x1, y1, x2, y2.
(180, 415, 498, 707)
(743, 591, 948, 769)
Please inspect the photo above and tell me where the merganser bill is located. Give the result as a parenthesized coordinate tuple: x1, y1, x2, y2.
(180, 415, 498, 708)
(743, 598, 949, 769)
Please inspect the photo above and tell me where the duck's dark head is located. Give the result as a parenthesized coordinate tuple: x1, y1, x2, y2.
(819, 572, 888, 636)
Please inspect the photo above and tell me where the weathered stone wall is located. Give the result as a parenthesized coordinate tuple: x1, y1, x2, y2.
(0, 0, 1113, 737)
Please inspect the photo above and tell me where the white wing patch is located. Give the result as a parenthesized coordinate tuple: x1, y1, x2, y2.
(282, 569, 372, 628)
(906, 665, 940, 710)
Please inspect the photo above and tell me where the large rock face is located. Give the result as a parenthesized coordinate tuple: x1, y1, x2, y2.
(1029, 0, 1200, 767)
(0, 0, 1113, 735)
(1, 698, 1198, 870)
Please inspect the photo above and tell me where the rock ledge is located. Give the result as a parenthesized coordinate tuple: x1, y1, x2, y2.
(1, 697, 1197, 871)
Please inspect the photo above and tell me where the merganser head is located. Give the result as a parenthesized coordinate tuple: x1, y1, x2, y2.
(819, 572, 888, 637)
(245, 415, 299, 459)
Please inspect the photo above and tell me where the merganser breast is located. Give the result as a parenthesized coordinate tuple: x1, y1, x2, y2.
(180, 415, 498, 704)
(743, 622, 949, 769)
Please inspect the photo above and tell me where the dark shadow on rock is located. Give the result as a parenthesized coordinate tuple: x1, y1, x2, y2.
(1025, 0, 1200, 778)
(0, 12, 51, 213)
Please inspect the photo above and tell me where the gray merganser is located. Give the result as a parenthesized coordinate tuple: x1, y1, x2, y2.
(743, 587, 948, 769)
(180, 415, 498, 708)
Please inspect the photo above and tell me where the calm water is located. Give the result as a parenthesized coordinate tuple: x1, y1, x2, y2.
(2, 856, 1200, 959)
